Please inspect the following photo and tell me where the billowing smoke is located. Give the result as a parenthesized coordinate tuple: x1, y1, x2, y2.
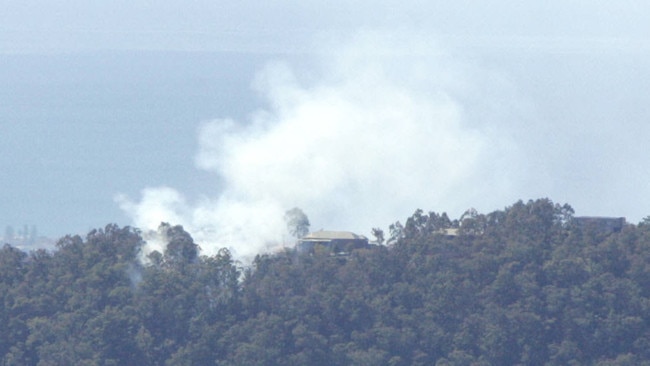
(117, 31, 529, 260)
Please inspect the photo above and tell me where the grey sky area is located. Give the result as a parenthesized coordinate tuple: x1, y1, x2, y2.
(1, 2, 650, 256)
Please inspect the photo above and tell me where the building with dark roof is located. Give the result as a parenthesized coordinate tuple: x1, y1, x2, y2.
(574, 216, 625, 234)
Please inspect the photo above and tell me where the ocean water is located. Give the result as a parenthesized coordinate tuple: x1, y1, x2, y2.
(0, 51, 267, 239)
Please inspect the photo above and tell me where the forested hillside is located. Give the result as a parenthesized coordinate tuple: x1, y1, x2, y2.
(2, 199, 650, 365)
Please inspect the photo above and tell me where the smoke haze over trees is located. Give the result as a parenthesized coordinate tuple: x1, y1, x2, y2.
(3, 198, 650, 364)
(116, 32, 528, 259)
(3, 2, 650, 251)
(284, 207, 310, 239)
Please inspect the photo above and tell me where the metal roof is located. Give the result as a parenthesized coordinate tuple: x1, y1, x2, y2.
(302, 230, 368, 241)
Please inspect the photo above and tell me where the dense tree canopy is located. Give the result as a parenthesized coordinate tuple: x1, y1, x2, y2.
(2, 199, 650, 365)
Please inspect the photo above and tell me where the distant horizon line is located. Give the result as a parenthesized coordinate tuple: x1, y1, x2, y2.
(2, 31, 649, 56)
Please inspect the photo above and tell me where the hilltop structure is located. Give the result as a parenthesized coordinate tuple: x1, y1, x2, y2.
(573, 216, 626, 234)
(297, 230, 369, 255)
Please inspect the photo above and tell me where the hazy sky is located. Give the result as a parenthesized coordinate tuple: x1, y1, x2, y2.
(2, 2, 650, 257)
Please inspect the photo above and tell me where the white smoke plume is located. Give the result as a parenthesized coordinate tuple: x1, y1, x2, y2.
(117, 31, 529, 260)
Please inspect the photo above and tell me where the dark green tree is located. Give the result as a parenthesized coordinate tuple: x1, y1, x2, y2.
(284, 207, 310, 239)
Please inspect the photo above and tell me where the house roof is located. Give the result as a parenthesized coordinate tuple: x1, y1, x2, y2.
(441, 228, 459, 236)
(301, 230, 368, 241)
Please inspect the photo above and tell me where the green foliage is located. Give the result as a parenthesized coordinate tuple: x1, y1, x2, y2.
(3, 199, 650, 364)
(159, 223, 199, 266)
(284, 207, 310, 239)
